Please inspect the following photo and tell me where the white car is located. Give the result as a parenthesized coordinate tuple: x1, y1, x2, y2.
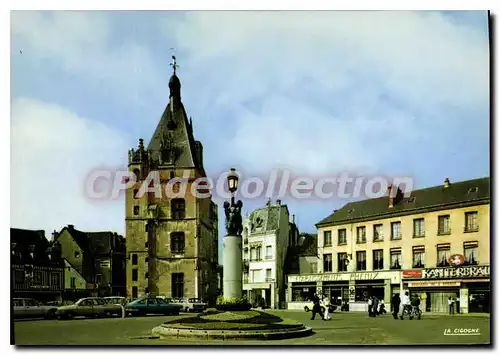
(179, 298, 208, 313)
(13, 298, 58, 319)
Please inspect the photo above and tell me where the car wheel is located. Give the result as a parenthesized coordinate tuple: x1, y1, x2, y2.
(45, 309, 57, 319)
(66, 312, 75, 320)
(304, 306, 309, 312)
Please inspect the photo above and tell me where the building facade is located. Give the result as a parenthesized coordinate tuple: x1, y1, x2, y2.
(125, 67, 219, 304)
(11, 228, 65, 303)
(242, 200, 296, 309)
(53, 225, 126, 298)
(286, 177, 490, 313)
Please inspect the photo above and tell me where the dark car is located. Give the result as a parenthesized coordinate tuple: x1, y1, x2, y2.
(125, 297, 182, 316)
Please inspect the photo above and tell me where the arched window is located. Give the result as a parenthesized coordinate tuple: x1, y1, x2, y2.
(171, 199, 185, 219)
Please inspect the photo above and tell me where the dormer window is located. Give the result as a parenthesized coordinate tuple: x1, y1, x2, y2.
(468, 187, 478, 194)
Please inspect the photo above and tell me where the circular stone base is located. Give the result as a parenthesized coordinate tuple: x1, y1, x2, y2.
(152, 310, 312, 341)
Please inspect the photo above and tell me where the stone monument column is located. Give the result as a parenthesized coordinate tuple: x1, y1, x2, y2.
(223, 235, 243, 299)
(222, 168, 243, 300)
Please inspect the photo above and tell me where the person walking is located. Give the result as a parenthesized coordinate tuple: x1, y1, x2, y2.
(399, 291, 411, 319)
(311, 294, 324, 320)
(372, 296, 379, 317)
(367, 296, 373, 317)
(322, 296, 332, 320)
(448, 297, 455, 315)
(391, 293, 401, 320)
(379, 299, 387, 315)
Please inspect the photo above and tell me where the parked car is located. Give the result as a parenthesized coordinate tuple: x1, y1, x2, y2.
(303, 301, 325, 313)
(103, 296, 128, 306)
(125, 297, 182, 316)
(13, 298, 58, 319)
(46, 300, 74, 307)
(57, 297, 113, 320)
(179, 298, 208, 313)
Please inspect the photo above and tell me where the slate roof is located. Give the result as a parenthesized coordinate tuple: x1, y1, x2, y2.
(248, 204, 288, 233)
(317, 177, 490, 227)
(147, 73, 204, 174)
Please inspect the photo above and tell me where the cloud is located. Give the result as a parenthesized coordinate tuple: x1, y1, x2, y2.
(11, 98, 130, 235)
(160, 11, 488, 176)
(11, 11, 161, 104)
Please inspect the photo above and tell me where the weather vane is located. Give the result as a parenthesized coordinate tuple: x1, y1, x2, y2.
(169, 48, 179, 74)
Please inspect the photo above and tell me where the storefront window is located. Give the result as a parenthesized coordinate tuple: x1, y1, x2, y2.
(292, 285, 315, 302)
(355, 284, 385, 302)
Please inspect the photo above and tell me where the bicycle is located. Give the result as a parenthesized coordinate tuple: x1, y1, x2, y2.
(409, 305, 422, 320)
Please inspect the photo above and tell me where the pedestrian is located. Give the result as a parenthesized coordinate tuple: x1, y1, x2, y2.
(310, 293, 324, 320)
(399, 291, 411, 319)
(322, 296, 332, 320)
(391, 293, 401, 320)
(379, 299, 387, 315)
(372, 296, 379, 317)
(448, 297, 455, 314)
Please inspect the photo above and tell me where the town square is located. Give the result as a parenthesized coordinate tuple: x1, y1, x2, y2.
(10, 10, 491, 347)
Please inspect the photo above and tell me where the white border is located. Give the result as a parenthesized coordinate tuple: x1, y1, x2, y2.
(3, 2, 498, 354)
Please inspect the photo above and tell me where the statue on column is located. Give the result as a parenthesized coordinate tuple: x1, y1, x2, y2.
(223, 200, 243, 235)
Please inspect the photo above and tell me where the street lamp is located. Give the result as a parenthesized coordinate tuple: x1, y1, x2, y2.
(227, 168, 239, 204)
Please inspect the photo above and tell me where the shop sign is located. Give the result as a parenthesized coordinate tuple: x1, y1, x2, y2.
(289, 271, 384, 283)
(422, 266, 490, 279)
(409, 281, 461, 288)
(448, 254, 465, 266)
(402, 270, 423, 278)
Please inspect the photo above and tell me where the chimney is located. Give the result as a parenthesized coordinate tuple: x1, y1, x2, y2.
(292, 214, 295, 224)
(51, 230, 59, 241)
(444, 177, 451, 188)
(388, 184, 394, 208)
(276, 199, 281, 206)
(389, 185, 404, 208)
(68, 224, 74, 230)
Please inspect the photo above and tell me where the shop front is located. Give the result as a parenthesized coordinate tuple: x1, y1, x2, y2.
(286, 270, 401, 311)
(402, 264, 490, 314)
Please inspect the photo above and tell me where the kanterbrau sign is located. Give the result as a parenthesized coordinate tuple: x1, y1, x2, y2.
(403, 266, 489, 279)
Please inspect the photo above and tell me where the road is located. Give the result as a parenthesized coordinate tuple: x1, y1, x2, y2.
(13, 310, 491, 345)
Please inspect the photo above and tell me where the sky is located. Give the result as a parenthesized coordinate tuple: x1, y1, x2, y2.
(11, 11, 490, 258)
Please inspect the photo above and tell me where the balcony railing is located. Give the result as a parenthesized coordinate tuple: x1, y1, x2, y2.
(412, 263, 425, 268)
(265, 255, 273, 260)
(437, 229, 451, 236)
(265, 278, 275, 282)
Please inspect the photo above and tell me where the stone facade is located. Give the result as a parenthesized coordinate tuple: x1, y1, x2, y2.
(125, 70, 219, 304)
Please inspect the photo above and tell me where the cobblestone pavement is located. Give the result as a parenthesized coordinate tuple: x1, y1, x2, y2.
(13, 310, 490, 346)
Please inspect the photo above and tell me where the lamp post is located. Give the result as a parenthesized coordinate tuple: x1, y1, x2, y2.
(222, 168, 243, 300)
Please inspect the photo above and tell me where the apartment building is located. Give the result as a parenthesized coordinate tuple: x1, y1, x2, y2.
(242, 200, 298, 309)
(286, 177, 490, 313)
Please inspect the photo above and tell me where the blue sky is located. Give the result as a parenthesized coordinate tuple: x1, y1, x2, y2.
(11, 11, 490, 257)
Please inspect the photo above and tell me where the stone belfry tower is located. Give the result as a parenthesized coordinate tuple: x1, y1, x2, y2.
(126, 57, 219, 304)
